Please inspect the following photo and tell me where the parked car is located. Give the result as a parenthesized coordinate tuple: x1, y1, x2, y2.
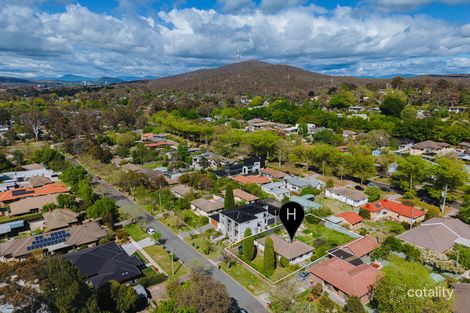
(354, 185, 365, 191)
(146, 227, 156, 235)
(296, 271, 310, 281)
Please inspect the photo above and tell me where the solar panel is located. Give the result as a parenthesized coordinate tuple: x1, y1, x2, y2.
(11, 189, 34, 197)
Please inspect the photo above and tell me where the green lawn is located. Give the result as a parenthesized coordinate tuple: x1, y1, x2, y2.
(185, 234, 224, 260)
(299, 223, 353, 248)
(315, 197, 353, 214)
(220, 262, 271, 296)
(249, 254, 298, 282)
(144, 245, 189, 280)
(124, 223, 148, 241)
(161, 215, 191, 233)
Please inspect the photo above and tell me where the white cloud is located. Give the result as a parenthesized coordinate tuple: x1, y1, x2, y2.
(0, 2, 469, 78)
(217, 0, 255, 13)
(366, 0, 469, 12)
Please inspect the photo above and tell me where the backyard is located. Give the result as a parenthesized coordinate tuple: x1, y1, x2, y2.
(124, 223, 148, 241)
(143, 245, 189, 280)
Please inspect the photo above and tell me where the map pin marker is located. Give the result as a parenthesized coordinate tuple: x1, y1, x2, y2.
(279, 201, 305, 243)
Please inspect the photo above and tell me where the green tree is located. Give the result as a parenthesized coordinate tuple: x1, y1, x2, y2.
(242, 228, 255, 261)
(57, 194, 78, 211)
(224, 185, 235, 209)
(431, 157, 467, 213)
(12, 150, 24, 167)
(60, 166, 88, 190)
(87, 196, 118, 221)
(345, 296, 366, 313)
(0, 153, 12, 172)
(365, 186, 381, 202)
(43, 258, 92, 313)
(329, 91, 356, 109)
(177, 144, 189, 161)
(77, 180, 95, 208)
(380, 92, 406, 117)
(263, 237, 276, 276)
(349, 149, 376, 184)
(392, 155, 429, 192)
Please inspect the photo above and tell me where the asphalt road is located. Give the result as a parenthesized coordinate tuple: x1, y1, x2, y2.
(95, 177, 269, 313)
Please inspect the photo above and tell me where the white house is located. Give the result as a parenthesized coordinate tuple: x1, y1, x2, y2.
(261, 181, 290, 201)
(284, 175, 324, 193)
(216, 203, 278, 242)
(325, 187, 368, 207)
(190, 198, 224, 217)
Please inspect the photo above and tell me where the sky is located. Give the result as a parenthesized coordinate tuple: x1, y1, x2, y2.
(1, 0, 470, 78)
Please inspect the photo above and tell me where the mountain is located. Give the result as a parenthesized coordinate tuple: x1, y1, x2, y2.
(131, 60, 381, 97)
(0, 76, 35, 84)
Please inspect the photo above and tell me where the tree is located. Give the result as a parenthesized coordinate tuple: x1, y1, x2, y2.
(20, 109, 46, 141)
(224, 185, 235, 209)
(12, 150, 24, 168)
(98, 280, 138, 313)
(57, 194, 78, 211)
(431, 157, 467, 213)
(329, 91, 356, 109)
(263, 237, 276, 276)
(242, 228, 255, 261)
(380, 93, 406, 117)
(177, 143, 189, 161)
(268, 280, 300, 313)
(77, 180, 95, 208)
(60, 166, 88, 189)
(459, 194, 470, 224)
(349, 150, 376, 184)
(0, 153, 12, 172)
(365, 186, 381, 202)
(87, 196, 118, 221)
(43, 257, 92, 313)
(345, 296, 366, 313)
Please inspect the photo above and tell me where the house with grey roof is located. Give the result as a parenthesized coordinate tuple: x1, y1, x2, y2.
(190, 197, 224, 217)
(255, 234, 313, 265)
(0, 220, 26, 238)
(261, 181, 290, 200)
(325, 187, 368, 207)
(284, 175, 324, 193)
(397, 217, 470, 253)
(290, 194, 322, 212)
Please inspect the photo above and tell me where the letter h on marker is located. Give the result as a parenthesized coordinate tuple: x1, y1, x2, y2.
(287, 208, 296, 221)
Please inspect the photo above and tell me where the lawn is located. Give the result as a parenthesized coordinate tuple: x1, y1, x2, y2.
(160, 215, 191, 233)
(124, 223, 148, 241)
(249, 254, 298, 282)
(220, 262, 271, 296)
(363, 220, 407, 242)
(299, 223, 353, 248)
(185, 234, 224, 260)
(141, 161, 165, 169)
(315, 197, 353, 214)
(144, 245, 189, 280)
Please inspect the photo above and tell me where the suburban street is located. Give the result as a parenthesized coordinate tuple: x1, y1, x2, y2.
(94, 176, 269, 313)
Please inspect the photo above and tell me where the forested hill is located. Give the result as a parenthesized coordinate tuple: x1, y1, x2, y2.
(125, 60, 470, 98)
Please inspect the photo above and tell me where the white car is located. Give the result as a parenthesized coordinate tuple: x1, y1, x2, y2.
(146, 227, 155, 234)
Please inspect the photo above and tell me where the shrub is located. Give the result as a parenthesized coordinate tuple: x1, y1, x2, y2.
(280, 256, 289, 268)
(138, 273, 167, 287)
(242, 228, 255, 261)
(358, 208, 371, 219)
(263, 237, 276, 276)
(310, 283, 323, 299)
(365, 186, 381, 202)
(326, 179, 334, 188)
(116, 229, 128, 241)
(305, 214, 320, 224)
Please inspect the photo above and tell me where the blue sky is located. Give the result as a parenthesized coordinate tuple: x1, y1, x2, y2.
(1, 0, 470, 78)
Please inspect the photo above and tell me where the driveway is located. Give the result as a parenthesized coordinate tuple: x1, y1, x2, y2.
(94, 177, 269, 313)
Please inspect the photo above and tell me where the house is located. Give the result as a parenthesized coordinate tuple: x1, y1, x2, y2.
(8, 193, 61, 216)
(362, 199, 425, 224)
(452, 283, 470, 313)
(335, 212, 364, 228)
(26, 176, 52, 188)
(246, 119, 287, 132)
(342, 130, 357, 140)
(233, 189, 259, 204)
(409, 140, 454, 156)
(325, 187, 368, 207)
(0, 166, 58, 192)
(0, 220, 26, 238)
(397, 217, 470, 253)
(64, 241, 143, 288)
(284, 175, 324, 193)
(232, 175, 271, 185)
(144, 140, 178, 148)
(261, 181, 290, 200)
(260, 168, 288, 180)
(215, 202, 278, 241)
(190, 198, 224, 217)
(0, 222, 107, 262)
(255, 234, 313, 265)
(290, 194, 322, 212)
(170, 184, 193, 198)
(214, 157, 265, 177)
(335, 235, 380, 259)
(0, 183, 68, 205)
(141, 133, 168, 142)
(191, 152, 216, 170)
(309, 257, 378, 304)
(43, 209, 79, 230)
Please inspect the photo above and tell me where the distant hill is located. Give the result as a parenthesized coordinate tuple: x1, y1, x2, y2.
(0, 76, 34, 84)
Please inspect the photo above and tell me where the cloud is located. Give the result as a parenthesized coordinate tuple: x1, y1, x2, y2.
(217, 0, 255, 13)
(365, 0, 469, 12)
(259, 0, 308, 13)
(0, 2, 469, 78)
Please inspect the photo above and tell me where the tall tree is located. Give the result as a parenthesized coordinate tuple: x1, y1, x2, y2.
(242, 228, 255, 262)
(224, 185, 235, 209)
(263, 237, 276, 276)
(344, 296, 366, 313)
(20, 109, 47, 141)
(431, 157, 467, 213)
(392, 155, 429, 192)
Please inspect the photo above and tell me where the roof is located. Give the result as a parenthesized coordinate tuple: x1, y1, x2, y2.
(260, 168, 287, 179)
(309, 257, 378, 297)
(326, 187, 368, 201)
(233, 189, 259, 202)
(0, 222, 106, 258)
(27, 176, 52, 188)
(262, 181, 286, 190)
(290, 194, 322, 210)
(21, 163, 45, 171)
(232, 175, 271, 185)
(220, 202, 270, 224)
(43, 209, 79, 230)
(64, 241, 143, 287)
(0, 183, 68, 203)
(191, 198, 224, 213)
(170, 184, 193, 197)
(413, 140, 451, 150)
(453, 283, 470, 313)
(145, 140, 177, 147)
(8, 193, 60, 216)
(343, 235, 379, 257)
(336, 212, 364, 225)
(397, 217, 470, 253)
(285, 175, 323, 188)
(256, 234, 313, 260)
(362, 199, 425, 218)
(0, 220, 25, 235)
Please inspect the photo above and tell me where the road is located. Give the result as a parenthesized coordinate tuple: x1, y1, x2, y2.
(95, 177, 269, 313)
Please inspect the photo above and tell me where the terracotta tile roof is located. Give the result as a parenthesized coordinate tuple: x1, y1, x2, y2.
(260, 167, 288, 179)
(343, 235, 379, 257)
(232, 175, 271, 185)
(256, 234, 313, 260)
(362, 199, 425, 218)
(233, 189, 259, 202)
(309, 257, 378, 297)
(336, 212, 364, 225)
(0, 183, 68, 203)
(145, 140, 177, 147)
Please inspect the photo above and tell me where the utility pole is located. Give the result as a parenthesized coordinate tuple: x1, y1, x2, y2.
(441, 184, 448, 214)
(170, 247, 174, 276)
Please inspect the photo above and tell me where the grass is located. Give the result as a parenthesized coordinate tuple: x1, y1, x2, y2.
(161, 215, 191, 233)
(142, 267, 159, 278)
(299, 223, 353, 248)
(144, 245, 189, 280)
(315, 197, 353, 214)
(249, 254, 298, 282)
(185, 234, 224, 260)
(363, 220, 407, 242)
(220, 262, 271, 296)
(141, 161, 165, 169)
(124, 223, 148, 241)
